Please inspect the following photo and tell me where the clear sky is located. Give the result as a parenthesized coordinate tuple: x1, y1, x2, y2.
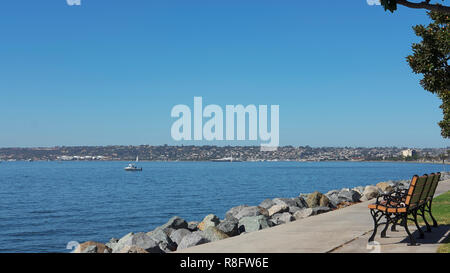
(0, 0, 448, 148)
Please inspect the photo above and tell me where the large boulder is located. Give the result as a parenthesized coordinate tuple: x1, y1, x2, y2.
(238, 215, 272, 233)
(288, 206, 302, 214)
(177, 232, 210, 250)
(306, 191, 321, 208)
(234, 206, 269, 220)
(74, 241, 111, 253)
(161, 216, 188, 231)
(203, 227, 230, 242)
(352, 186, 365, 195)
(198, 214, 220, 231)
(268, 204, 289, 216)
(296, 196, 309, 208)
(306, 192, 329, 208)
(395, 180, 410, 190)
(169, 228, 191, 246)
(270, 212, 294, 225)
(293, 208, 314, 220)
(259, 199, 276, 209)
(273, 198, 298, 208)
(225, 205, 249, 220)
(147, 227, 176, 251)
(217, 218, 239, 236)
(117, 245, 149, 253)
(440, 172, 450, 181)
(312, 206, 331, 215)
(187, 221, 199, 231)
(376, 182, 394, 194)
(105, 238, 119, 251)
(362, 185, 380, 200)
(325, 190, 340, 208)
(112, 232, 163, 253)
(338, 189, 361, 203)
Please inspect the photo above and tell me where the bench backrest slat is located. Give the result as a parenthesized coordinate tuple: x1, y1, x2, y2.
(419, 173, 435, 205)
(427, 172, 441, 201)
(405, 175, 427, 208)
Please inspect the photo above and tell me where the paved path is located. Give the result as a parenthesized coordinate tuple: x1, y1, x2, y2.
(178, 179, 450, 253)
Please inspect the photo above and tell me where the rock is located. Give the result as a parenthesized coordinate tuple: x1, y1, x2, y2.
(118, 245, 149, 253)
(203, 227, 230, 242)
(395, 180, 410, 190)
(270, 212, 294, 225)
(306, 191, 322, 208)
(187, 221, 199, 231)
(112, 232, 162, 253)
(295, 196, 309, 208)
(288, 206, 302, 214)
(105, 238, 119, 250)
(319, 195, 330, 207)
(338, 190, 361, 203)
(326, 190, 340, 195)
(362, 185, 380, 200)
(147, 227, 176, 251)
(216, 218, 239, 236)
(234, 206, 268, 220)
(299, 193, 309, 199)
(158, 241, 174, 253)
(273, 198, 298, 208)
(225, 205, 249, 220)
(177, 232, 210, 250)
(259, 198, 276, 209)
(198, 214, 220, 231)
(352, 186, 365, 195)
(161, 216, 188, 230)
(312, 206, 331, 215)
(74, 241, 111, 254)
(293, 208, 314, 220)
(306, 192, 329, 208)
(440, 172, 450, 181)
(169, 228, 192, 246)
(376, 182, 394, 194)
(268, 204, 289, 216)
(238, 215, 272, 233)
(359, 195, 369, 202)
(325, 191, 340, 208)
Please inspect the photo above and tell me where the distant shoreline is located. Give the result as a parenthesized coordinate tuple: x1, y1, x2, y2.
(1, 159, 448, 165)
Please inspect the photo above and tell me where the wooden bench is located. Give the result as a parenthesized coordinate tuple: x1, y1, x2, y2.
(367, 173, 441, 246)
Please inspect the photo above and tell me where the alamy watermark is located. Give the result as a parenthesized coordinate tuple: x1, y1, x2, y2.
(366, 0, 381, 6)
(66, 0, 81, 6)
(171, 97, 279, 151)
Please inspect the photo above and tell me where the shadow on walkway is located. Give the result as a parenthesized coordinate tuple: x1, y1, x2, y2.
(396, 225, 450, 246)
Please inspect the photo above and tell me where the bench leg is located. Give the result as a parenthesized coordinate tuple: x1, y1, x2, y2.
(381, 214, 391, 238)
(427, 202, 438, 228)
(420, 207, 432, 232)
(369, 209, 382, 242)
(391, 218, 398, 232)
(413, 210, 424, 239)
(402, 215, 418, 246)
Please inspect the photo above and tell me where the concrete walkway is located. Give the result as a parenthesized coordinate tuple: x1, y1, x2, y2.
(178, 179, 450, 253)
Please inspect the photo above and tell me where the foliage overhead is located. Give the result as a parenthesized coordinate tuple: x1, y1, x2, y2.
(406, 12, 449, 138)
(380, 0, 450, 14)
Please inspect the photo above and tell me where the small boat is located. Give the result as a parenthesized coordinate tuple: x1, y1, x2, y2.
(124, 156, 142, 171)
(211, 155, 241, 162)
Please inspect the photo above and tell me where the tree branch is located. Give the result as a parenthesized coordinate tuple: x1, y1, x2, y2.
(396, 0, 450, 14)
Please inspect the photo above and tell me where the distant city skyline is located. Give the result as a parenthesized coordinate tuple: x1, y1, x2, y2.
(0, 1, 449, 148)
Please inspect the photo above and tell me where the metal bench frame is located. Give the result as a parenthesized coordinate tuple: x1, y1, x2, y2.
(368, 173, 440, 246)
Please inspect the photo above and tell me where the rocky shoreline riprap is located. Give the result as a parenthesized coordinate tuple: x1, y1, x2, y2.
(74, 172, 449, 253)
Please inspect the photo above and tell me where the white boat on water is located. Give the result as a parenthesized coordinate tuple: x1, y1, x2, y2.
(211, 155, 241, 162)
(124, 156, 142, 171)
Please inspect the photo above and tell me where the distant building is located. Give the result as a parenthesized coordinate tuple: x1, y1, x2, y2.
(401, 149, 417, 157)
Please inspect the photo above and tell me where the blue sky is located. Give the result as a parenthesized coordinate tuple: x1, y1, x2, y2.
(0, 0, 448, 148)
